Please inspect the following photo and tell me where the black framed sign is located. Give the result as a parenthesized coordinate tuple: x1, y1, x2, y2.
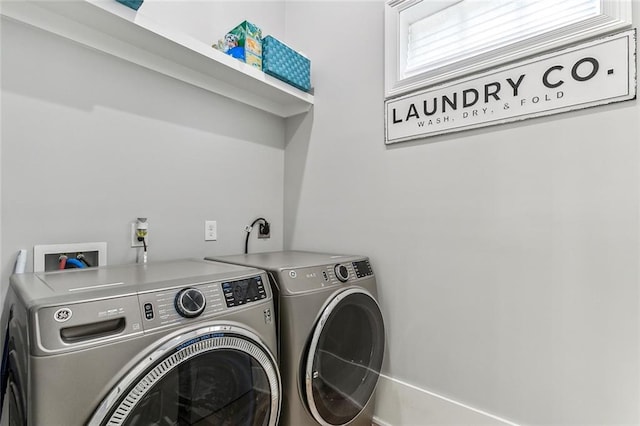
(385, 29, 636, 144)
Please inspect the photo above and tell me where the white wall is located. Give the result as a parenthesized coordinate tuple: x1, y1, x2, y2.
(0, 4, 286, 285)
(284, 2, 639, 425)
(138, 0, 286, 44)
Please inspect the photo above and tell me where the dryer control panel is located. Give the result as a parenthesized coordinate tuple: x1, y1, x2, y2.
(280, 259, 374, 295)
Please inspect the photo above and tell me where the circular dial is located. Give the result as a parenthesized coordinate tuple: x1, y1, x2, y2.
(334, 264, 349, 282)
(175, 288, 206, 318)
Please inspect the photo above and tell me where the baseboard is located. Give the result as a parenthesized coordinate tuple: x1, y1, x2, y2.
(373, 375, 519, 426)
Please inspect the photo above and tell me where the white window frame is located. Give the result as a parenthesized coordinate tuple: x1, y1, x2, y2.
(385, 0, 633, 99)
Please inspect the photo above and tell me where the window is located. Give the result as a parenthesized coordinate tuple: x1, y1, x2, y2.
(385, 0, 633, 98)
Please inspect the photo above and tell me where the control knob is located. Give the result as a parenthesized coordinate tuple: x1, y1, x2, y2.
(334, 264, 349, 283)
(175, 288, 206, 318)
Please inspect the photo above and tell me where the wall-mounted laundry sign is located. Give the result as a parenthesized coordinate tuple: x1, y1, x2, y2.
(385, 30, 636, 144)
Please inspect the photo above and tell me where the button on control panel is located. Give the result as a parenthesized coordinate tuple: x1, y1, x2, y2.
(222, 275, 267, 308)
(175, 288, 206, 318)
(334, 264, 350, 282)
(143, 302, 154, 320)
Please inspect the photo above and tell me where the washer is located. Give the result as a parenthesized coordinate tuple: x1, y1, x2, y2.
(206, 251, 385, 426)
(1, 259, 281, 425)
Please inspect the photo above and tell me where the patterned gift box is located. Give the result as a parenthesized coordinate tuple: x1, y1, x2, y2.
(213, 21, 263, 70)
(262, 35, 311, 92)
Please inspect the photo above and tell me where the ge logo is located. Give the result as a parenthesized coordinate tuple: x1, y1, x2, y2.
(54, 308, 72, 323)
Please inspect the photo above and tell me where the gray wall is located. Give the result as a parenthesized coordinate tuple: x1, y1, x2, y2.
(1, 13, 285, 283)
(284, 2, 639, 425)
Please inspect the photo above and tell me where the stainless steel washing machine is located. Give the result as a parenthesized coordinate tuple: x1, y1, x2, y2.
(206, 251, 385, 426)
(0, 259, 281, 426)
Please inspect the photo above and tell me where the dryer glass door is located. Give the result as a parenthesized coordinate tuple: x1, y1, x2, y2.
(89, 326, 280, 426)
(305, 288, 385, 426)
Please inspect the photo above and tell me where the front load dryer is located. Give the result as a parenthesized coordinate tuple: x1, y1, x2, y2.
(206, 251, 385, 426)
(1, 259, 281, 425)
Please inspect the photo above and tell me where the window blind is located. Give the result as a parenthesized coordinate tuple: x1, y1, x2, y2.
(405, 0, 601, 77)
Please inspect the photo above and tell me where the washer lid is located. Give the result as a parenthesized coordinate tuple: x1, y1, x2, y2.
(11, 259, 263, 306)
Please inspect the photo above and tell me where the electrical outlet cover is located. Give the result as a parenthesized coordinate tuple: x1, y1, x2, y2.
(131, 223, 149, 248)
(258, 223, 270, 239)
(205, 220, 217, 241)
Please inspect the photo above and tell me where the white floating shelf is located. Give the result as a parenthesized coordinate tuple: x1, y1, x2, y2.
(1, 0, 314, 118)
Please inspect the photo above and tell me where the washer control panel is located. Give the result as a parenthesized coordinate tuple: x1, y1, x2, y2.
(139, 282, 224, 329)
(138, 274, 268, 330)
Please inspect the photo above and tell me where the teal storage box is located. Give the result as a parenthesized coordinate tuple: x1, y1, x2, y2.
(116, 0, 144, 10)
(262, 36, 311, 92)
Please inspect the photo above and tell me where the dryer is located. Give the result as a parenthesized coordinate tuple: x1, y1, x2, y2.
(1, 259, 281, 426)
(206, 251, 385, 426)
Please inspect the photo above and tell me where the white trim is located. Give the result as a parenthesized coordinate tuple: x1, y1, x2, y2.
(385, 0, 633, 98)
(373, 374, 520, 426)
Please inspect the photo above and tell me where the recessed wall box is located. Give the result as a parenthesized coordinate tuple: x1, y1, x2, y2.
(34, 242, 107, 272)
